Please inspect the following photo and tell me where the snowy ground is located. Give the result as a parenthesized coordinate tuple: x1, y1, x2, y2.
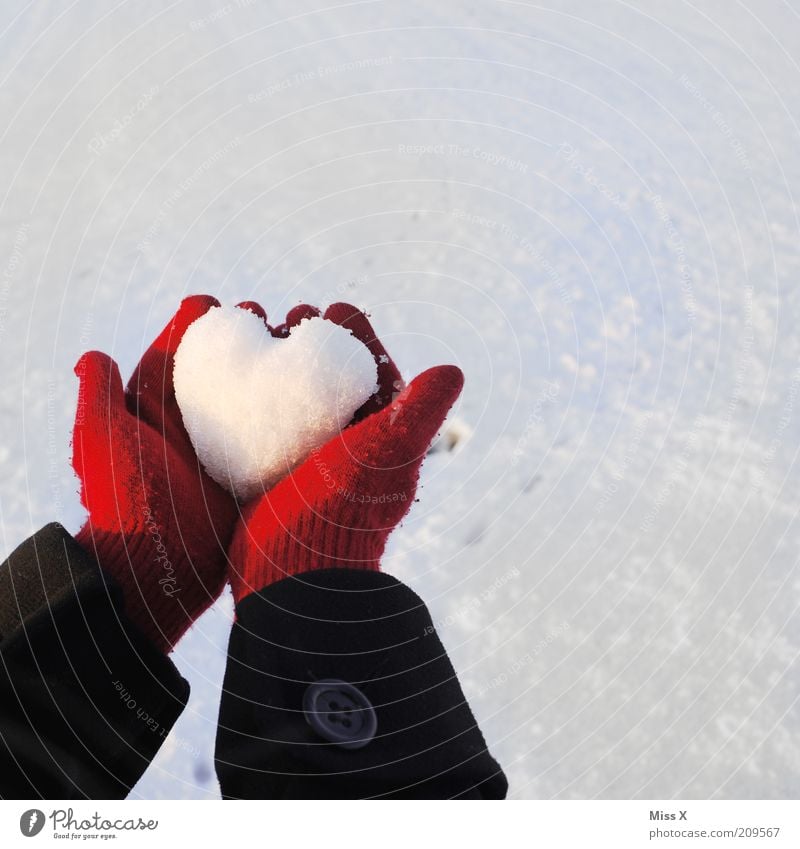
(0, 0, 798, 799)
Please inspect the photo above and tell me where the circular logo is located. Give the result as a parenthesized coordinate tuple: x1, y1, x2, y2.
(19, 810, 45, 837)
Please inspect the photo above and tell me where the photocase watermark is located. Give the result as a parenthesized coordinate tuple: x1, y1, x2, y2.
(137, 136, 242, 251)
(71, 314, 94, 429)
(74, 367, 88, 428)
(21, 806, 158, 836)
(19, 809, 45, 837)
(309, 446, 408, 504)
(451, 208, 573, 305)
(678, 73, 752, 172)
(142, 506, 181, 596)
(595, 410, 655, 512)
(646, 192, 696, 324)
(79, 311, 94, 349)
(511, 381, 561, 467)
(189, 0, 257, 30)
(640, 413, 704, 533)
(46, 378, 64, 521)
(316, 273, 370, 307)
(423, 567, 521, 637)
(310, 448, 339, 492)
(751, 362, 800, 495)
(248, 57, 394, 102)
(398, 142, 528, 173)
(478, 620, 571, 696)
(448, 143, 528, 173)
(514, 236, 574, 306)
(557, 143, 630, 212)
(112, 679, 200, 758)
(114, 678, 170, 740)
(723, 283, 755, 432)
(451, 208, 502, 231)
(190, 5, 233, 28)
(0, 221, 29, 341)
(170, 735, 202, 760)
(87, 86, 159, 155)
(338, 487, 408, 506)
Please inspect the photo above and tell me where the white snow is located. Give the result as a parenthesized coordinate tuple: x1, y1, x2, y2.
(0, 0, 798, 800)
(173, 305, 377, 501)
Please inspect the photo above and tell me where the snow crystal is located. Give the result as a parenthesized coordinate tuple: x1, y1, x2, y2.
(173, 305, 378, 501)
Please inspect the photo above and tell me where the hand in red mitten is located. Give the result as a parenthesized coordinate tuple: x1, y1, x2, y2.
(72, 296, 240, 652)
(228, 302, 463, 604)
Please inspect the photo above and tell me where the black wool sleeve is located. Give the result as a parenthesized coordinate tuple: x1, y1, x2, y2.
(0, 523, 189, 799)
(216, 568, 508, 799)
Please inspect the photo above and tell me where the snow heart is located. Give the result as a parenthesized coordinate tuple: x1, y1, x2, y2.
(173, 305, 378, 501)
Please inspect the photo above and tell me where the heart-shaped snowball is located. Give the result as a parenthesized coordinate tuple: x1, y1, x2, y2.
(173, 305, 379, 501)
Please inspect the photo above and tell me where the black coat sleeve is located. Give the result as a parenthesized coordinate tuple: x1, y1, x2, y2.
(0, 524, 189, 799)
(215, 569, 508, 799)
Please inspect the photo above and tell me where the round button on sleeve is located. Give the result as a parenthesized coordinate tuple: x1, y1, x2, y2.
(302, 679, 378, 750)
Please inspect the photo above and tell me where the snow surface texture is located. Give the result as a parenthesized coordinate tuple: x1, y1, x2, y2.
(0, 1, 798, 799)
(173, 306, 378, 501)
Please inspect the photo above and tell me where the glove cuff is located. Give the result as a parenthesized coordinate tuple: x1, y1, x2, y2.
(75, 523, 216, 653)
(228, 508, 387, 605)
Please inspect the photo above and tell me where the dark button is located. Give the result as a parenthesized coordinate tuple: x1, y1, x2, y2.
(303, 679, 378, 750)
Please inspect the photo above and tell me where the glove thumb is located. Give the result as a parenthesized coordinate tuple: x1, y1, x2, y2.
(72, 351, 127, 493)
(349, 365, 464, 470)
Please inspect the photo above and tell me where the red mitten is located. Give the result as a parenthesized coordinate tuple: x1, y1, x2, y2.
(228, 303, 463, 604)
(72, 296, 240, 652)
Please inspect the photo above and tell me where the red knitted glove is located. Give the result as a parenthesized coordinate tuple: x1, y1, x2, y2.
(228, 302, 464, 604)
(72, 295, 240, 652)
